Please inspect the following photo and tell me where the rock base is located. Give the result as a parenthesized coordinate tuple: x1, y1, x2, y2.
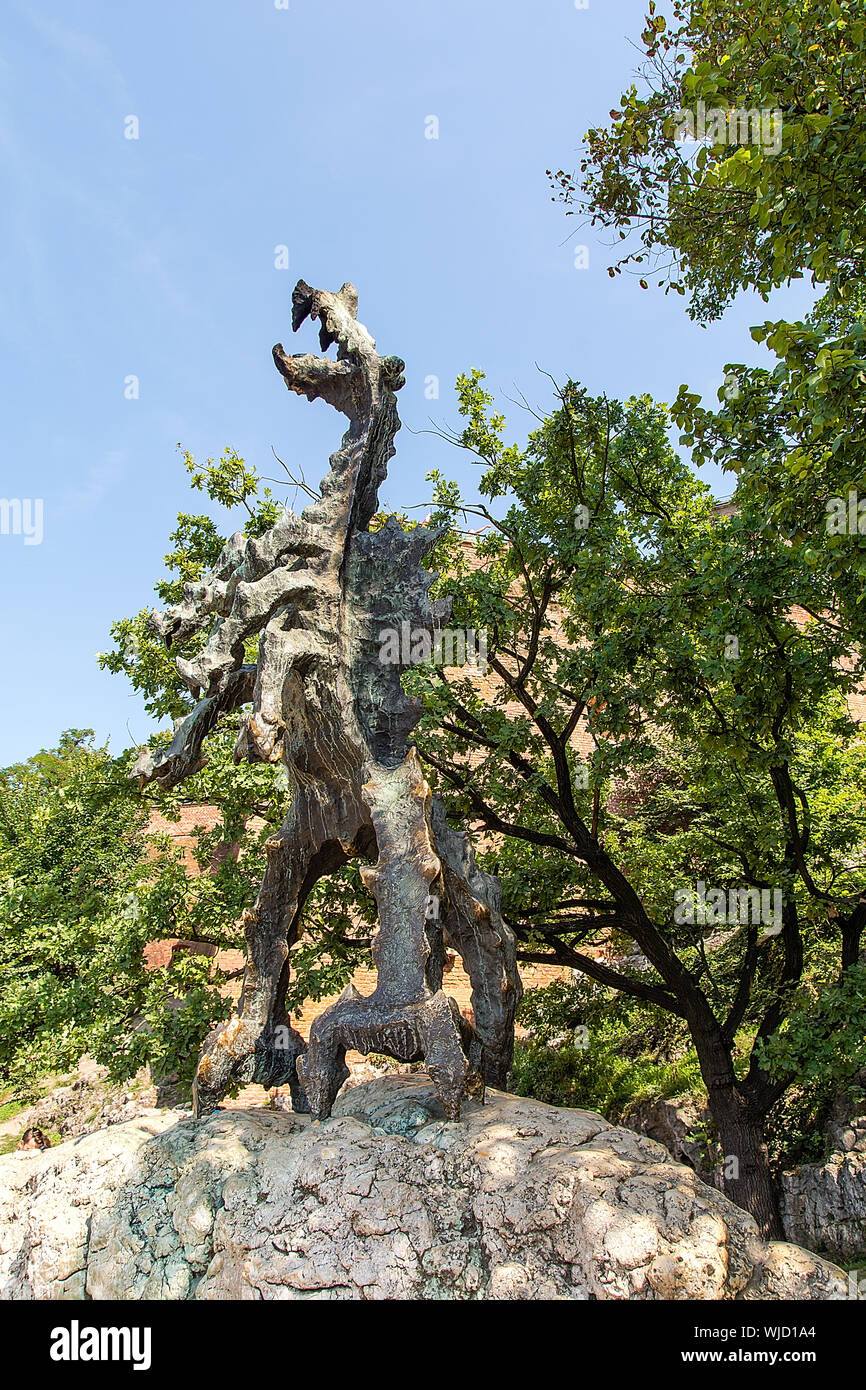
(0, 1076, 846, 1300)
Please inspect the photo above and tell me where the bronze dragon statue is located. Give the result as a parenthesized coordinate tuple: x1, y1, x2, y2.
(134, 280, 522, 1121)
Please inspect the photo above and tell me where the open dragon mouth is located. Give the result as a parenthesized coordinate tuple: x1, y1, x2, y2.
(273, 279, 405, 405)
(291, 277, 359, 352)
(382, 356, 406, 391)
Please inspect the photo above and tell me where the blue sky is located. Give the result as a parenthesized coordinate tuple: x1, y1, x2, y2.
(0, 0, 815, 764)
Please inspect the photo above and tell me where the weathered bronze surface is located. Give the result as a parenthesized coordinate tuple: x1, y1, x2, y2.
(135, 281, 521, 1119)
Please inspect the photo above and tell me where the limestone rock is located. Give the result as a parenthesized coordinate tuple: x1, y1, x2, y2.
(777, 1070, 866, 1261)
(0, 1077, 845, 1301)
(824, 1071, 866, 1155)
(625, 1095, 713, 1178)
(780, 1150, 866, 1262)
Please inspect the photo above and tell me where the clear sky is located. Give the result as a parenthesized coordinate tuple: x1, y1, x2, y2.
(0, 0, 815, 765)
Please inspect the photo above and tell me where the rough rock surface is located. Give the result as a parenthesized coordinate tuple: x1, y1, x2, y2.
(824, 1072, 866, 1157)
(0, 1076, 846, 1301)
(777, 1074, 866, 1261)
(780, 1150, 866, 1262)
(628, 1086, 866, 1262)
(626, 1096, 713, 1178)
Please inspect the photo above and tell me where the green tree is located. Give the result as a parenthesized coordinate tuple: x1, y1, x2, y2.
(551, 0, 866, 641)
(554, 0, 866, 318)
(409, 371, 866, 1237)
(0, 731, 186, 1093)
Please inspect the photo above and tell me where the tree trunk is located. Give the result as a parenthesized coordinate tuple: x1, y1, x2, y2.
(707, 1085, 783, 1240)
(686, 1010, 784, 1240)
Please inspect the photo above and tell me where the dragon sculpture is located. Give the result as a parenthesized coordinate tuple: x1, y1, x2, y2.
(134, 280, 522, 1121)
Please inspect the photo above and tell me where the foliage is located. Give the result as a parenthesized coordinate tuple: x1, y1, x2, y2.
(758, 962, 866, 1086)
(763, 1075, 844, 1175)
(552, 0, 866, 644)
(513, 978, 701, 1120)
(0, 732, 157, 1094)
(518, 978, 854, 1176)
(408, 365, 866, 1230)
(511, 1039, 702, 1122)
(97, 448, 281, 721)
(552, 0, 866, 319)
